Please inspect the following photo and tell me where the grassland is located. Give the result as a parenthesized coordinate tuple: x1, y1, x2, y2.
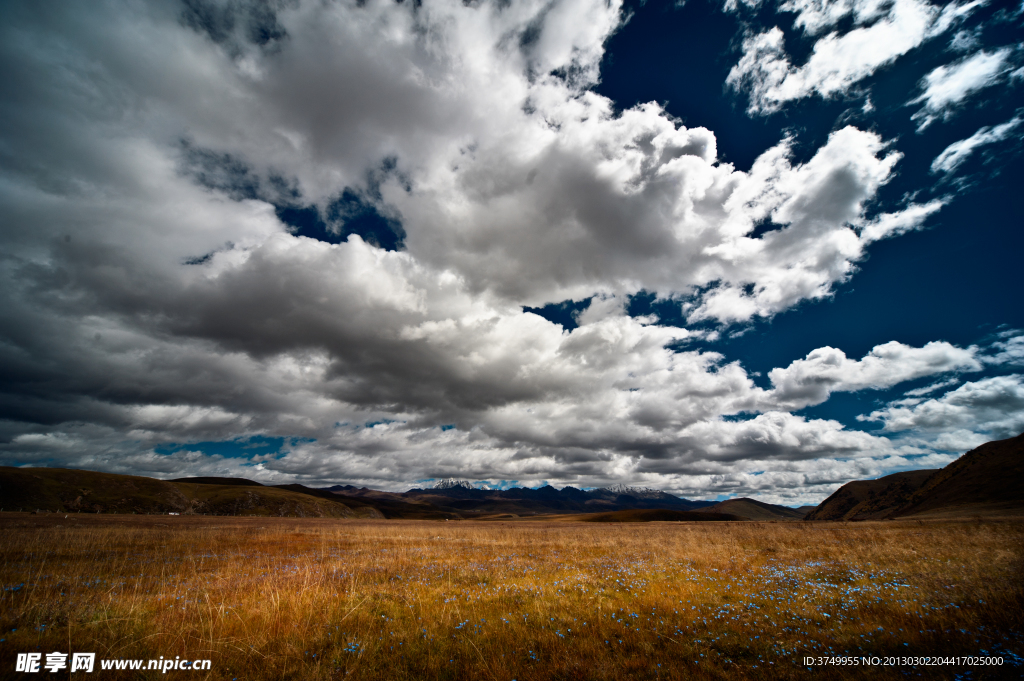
(1, 515, 1022, 680)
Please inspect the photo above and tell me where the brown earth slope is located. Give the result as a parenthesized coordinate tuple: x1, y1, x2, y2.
(805, 469, 937, 521)
(806, 433, 1024, 521)
(0, 467, 368, 518)
(705, 497, 807, 520)
(171, 479, 457, 519)
(895, 432, 1024, 518)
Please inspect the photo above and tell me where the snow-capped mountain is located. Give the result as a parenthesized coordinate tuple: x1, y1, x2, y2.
(598, 484, 674, 499)
(432, 478, 475, 490)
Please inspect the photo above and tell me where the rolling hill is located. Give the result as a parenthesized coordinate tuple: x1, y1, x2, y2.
(895, 432, 1024, 518)
(0, 467, 371, 518)
(804, 470, 937, 521)
(705, 497, 807, 520)
(806, 433, 1024, 521)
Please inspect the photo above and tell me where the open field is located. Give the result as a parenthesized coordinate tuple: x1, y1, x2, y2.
(1, 515, 1022, 680)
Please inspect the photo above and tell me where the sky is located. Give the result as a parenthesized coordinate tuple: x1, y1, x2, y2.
(1, 0, 1022, 505)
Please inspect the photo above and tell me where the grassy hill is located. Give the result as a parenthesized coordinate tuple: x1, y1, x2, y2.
(278, 483, 458, 520)
(805, 470, 937, 521)
(705, 498, 806, 521)
(0, 467, 371, 518)
(895, 432, 1024, 518)
(806, 433, 1024, 521)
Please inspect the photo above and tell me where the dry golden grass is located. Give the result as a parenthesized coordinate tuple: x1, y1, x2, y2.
(1, 515, 1022, 680)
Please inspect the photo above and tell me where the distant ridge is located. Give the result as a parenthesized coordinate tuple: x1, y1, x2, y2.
(401, 482, 714, 516)
(321, 485, 462, 519)
(172, 476, 264, 487)
(705, 497, 807, 521)
(807, 433, 1024, 520)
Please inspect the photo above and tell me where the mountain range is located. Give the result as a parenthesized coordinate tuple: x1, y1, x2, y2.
(322, 481, 716, 518)
(2, 433, 1020, 521)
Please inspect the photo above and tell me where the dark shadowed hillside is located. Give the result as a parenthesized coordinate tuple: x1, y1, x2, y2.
(805, 470, 937, 521)
(895, 433, 1024, 518)
(806, 433, 1024, 520)
(0, 467, 368, 518)
(705, 498, 806, 520)
(292, 485, 455, 519)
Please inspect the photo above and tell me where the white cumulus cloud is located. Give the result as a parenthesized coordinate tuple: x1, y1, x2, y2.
(862, 374, 1024, 442)
(931, 114, 1024, 174)
(728, 0, 988, 115)
(910, 48, 1015, 131)
(765, 341, 981, 410)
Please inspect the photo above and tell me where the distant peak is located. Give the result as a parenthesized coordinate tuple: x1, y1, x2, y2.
(602, 483, 666, 497)
(432, 478, 474, 490)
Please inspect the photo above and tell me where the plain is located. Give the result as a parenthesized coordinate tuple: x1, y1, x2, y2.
(1, 515, 1022, 680)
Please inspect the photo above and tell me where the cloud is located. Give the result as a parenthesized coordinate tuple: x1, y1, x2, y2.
(3, 409, 925, 505)
(949, 27, 982, 52)
(765, 341, 981, 410)
(1, 230, 939, 497)
(728, 0, 944, 114)
(727, 0, 988, 115)
(781, 0, 906, 36)
(1, 1, 940, 320)
(909, 48, 1014, 131)
(903, 378, 961, 397)
(388, 108, 933, 318)
(984, 332, 1024, 366)
(862, 374, 1024, 442)
(722, 0, 765, 11)
(930, 114, 1024, 174)
(857, 200, 946, 243)
(0, 0, 995, 500)
(685, 128, 940, 323)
